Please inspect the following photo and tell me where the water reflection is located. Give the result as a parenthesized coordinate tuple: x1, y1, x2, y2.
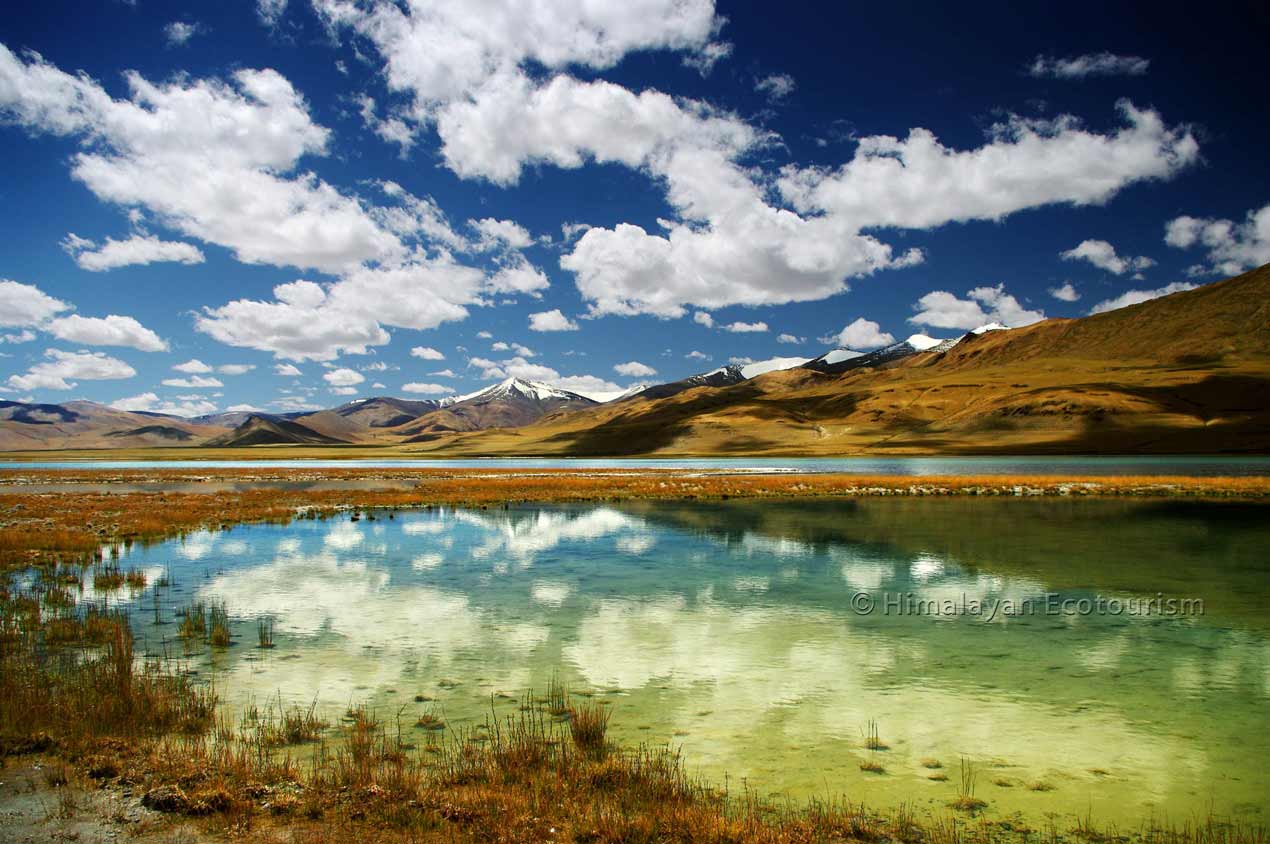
(120, 498, 1270, 826)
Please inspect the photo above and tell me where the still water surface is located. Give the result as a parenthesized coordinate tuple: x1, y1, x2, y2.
(5, 455, 1270, 474)
(109, 497, 1269, 825)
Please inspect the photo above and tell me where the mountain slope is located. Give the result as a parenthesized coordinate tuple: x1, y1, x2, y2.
(390, 378, 597, 440)
(205, 415, 348, 447)
(397, 264, 1270, 456)
(0, 400, 225, 450)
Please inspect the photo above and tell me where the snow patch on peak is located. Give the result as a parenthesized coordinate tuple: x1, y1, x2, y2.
(821, 348, 864, 365)
(905, 334, 944, 351)
(739, 356, 811, 379)
(971, 322, 1008, 334)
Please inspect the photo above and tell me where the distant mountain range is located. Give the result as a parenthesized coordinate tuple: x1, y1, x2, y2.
(2, 264, 1268, 453)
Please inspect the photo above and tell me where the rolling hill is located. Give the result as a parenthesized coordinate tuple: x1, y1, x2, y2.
(2, 263, 1267, 455)
(392, 264, 1270, 456)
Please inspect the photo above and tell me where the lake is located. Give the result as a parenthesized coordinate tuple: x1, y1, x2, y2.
(98, 496, 1269, 826)
(5, 455, 1270, 475)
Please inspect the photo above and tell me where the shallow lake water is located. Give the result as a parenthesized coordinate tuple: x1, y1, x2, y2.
(5, 455, 1270, 475)
(107, 497, 1269, 827)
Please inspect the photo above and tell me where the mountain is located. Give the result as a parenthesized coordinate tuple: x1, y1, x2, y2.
(804, 334, 951, 374)
(0, 400, 224, 450)
(397, 264, 1270, 456)
(205, 414, 348, 447)
(325, 396, 442, 427)
(391, 378, 598, 441)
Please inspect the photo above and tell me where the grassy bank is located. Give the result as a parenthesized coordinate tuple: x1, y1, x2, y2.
(2, 471, 1268, 843)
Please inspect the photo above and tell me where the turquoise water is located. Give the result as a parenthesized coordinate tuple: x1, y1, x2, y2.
(105, 498, 1270, 826)
(5, 455, 1270, 474)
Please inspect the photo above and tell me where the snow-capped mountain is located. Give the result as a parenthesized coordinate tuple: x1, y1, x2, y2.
(738, 356, 812, 378)
(395, 378, 599, 439)
(804, 334, 953, 374)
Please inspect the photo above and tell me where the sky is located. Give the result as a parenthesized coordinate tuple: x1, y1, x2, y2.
(0, 0, 1267, 416)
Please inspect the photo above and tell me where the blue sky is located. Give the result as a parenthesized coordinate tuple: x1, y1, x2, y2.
(0, 0, 1266, 415)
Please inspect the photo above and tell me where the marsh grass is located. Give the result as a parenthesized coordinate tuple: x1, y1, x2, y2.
(257, 617, 274, 649)
(952, 757, 988, 812)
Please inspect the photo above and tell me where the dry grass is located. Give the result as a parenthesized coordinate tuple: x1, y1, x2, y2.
(1, 469, 1266, 575)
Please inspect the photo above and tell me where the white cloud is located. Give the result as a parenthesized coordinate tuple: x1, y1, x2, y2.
(227, 403, 263, 412)
(111, 391, 216, 417)
(1028, 53, 1149, 79)
(685, 350, 709, 360)
(323, 367, 365, 387)
(529, 309, 578, 332)
(430, 368, 456, 378)
(273, 363, 301, 376)
(776, 333, 803, 344)
(162, 375, 223, 388)
(471, 217, 533, 251)
(1060, 239, 1155, 275)
(1164, 203, 1270, 277)
(329, 386, 358, 395)
(910, 285, 1045, 330)
(826, 317, 895, 349)
(693, 311, 714, 328)
(614, 361, 657, 377)
(312, 0, 723, 118)
(0, 280, 70, 327)
(163, 21, 204, 47)
(1048, 282, 1080, 302)
(492, 341, 535, 357)
(217, 363, 255, 375)
(1089, 281, 1196, 314)
(45, 314, 168, 352)
(2, 330, 36, 344)
(173, 359, 213, 373)
(682, 40, 732, 76)
(722, 321, 767, 333)
(61, 233, 205, 272)
(8, 348, 137, 391)
(257, 0, 287, 26)
(755, 73, 795, 102)
(401, 382, 451, 394)
(410, 346, 445, 360)
(549, 374, 624, 398)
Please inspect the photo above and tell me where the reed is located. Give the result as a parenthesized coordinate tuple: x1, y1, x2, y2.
(257, 616, 275, 649)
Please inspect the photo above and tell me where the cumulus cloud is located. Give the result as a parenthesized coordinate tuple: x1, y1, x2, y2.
(323, 367, 364, 387)
(492, 341, 534, 357)
(722, 321, 767, 333)
(410, 346, 445, 360)
(173, 359, 213, 373)
(111, 391, 215, 417)
(1028, 53, 1149, 79)
(777, 333, 803, 344)
(1049, 282, 1080, 302)
(528, 309, 578, 331)
(7, 348, 136, 391)
(61, 233, 205, 271)
(693, 311, 714, 328)
(1089, 281, 1196, 314)
(614, 361, 657, 377)
(1164, 203, 1270, 277)
(0, 280, 70, 327)
(685, 350, 709, 360)
(162, 375, 223, 388)
(909, 285, 1045, 330)
(273, 363, 301, 376)
(825, 317, 895, 349)
(217, 363, 255, 375)
(1060, 239, 1155, 275)
(0, 47, 534, 361)
(45, 314, 167, 352)
(754, 73, 795, 102)
(401, 382, 451, 394)
(163, 21, 204, 47)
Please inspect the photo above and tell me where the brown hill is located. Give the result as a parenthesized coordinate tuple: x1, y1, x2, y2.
(205, 415, 348, 447)
(0, 401, 225, 451)
(397, 264, 1270, 456)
